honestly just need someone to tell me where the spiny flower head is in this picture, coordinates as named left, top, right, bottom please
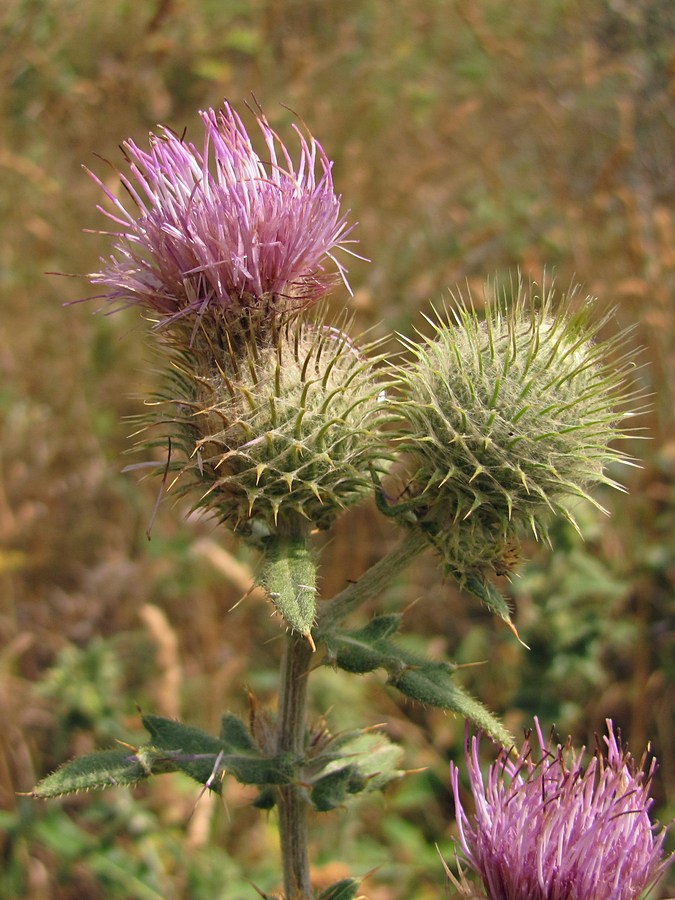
left=147, top=311, right=390, bottom=545
left=386, top=278, right=642, bottom=587
left=86, top=102, right=355, bottom=334
left=449, top=719, right=671, bottom=900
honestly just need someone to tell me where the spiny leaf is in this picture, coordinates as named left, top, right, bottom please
left=33, top=750, right=151, bottom=798
left=143, top=714, right=295, bottom=788
left=321, top=615, right=405, bottom=674
left=307, top=729, right=404, bottom=811
left=219, top=712, right=258, bottom=751
left=465, top=573, right=512, bottom=624
left=321, top=618, right=512, bottom=747
left=142, top=715, right=226, bottom=787
left=390, top=665, right=513, bottom=746
left=311, top=766, right=366, bottom=812
left=260, top=537, right=317, bottom=640
left=221, top=754, right=296, bottom=786
left=36, top=714, right=298, bottom=798
left=252, top=787, right=276, bottom=810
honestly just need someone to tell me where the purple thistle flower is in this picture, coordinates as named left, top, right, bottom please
left=85, top=103, right=356, bottom=326
left=449, top=719, right=671, bottom=900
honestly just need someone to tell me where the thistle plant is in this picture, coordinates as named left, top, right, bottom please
left=448, top=720, right=672, bottom=900
left=35, top=102, right=670, bottom=899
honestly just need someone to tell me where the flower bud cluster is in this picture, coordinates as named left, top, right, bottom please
left=85, top=106, right=641, bottom=611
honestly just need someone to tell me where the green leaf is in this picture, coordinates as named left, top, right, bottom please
left=465, top=574, right=529, bottom=646
left=321, top=615, right=404, bottom=674
left=33, top=750, right=150, bottom=798
left=307, top=729, right=404, bottom=810
left=465, top=573, right=512, bottom=624
left=143, top=715, right=224, bottom=753
left=36, top=713, right=298, bottom=799
left=223, top=753, right=296, bottom=786
left=390, top=665, right=513, bottom=746
left=353, top=614, right=401, bottom=641
left=260, top=538, right=317, bottom=640
left=327, top=731, right=404, bottom=793
left=219, top=712, right=258, bottom=751
left=252, top=787, right=276, bottom=810
left=321, top=618, right=512, bottom=746
left=143, top=714, right=295, bottom=788
left=142, top=715, right=228, bottom=786
left=311, top=766, right=365, bottom=812
left=317, top=878, right=362, bottom=899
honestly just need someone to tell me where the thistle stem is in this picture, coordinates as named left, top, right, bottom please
left=271, top=530, right=427, bottom=897
left=277, top=631, right=314, bottom=899
left=318, top=530, right=428, bottom=630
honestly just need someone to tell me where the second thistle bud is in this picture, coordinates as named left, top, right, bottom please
left=385, top=278, right=640, bottom=597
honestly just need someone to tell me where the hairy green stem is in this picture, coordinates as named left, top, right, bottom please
left=269, top=530, right=426, bottom=897
left=318, top=530, right=428, bottom=630
left=277, top=632, right=314, bottom=899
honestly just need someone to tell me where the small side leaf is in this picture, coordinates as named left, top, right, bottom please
left=260, top=538, right=317, bottom=640
left=33, top=750, right=149, bottom=798
left=36, top=713, right=297, bottom=799
left=321, top=615, right=403, bottom=674
left=465, top=574, right=528, bottom=645
left=224, top=753, right=296, bottom=786
left=327, top=731, right=405, bottom=794
left=143, top=715, right=223, bottom=753
left=307, top=730, right=404, bottom=810
left=311, top=766, right=365, bottom=812
left=220, top=712, right=258, bottom=751
left=143, top=715, right=227, bottom=786
left=252, top=787, right=276, bottom=810
left=464, top=572, right=511, bottom=621
left=143, top=714, right=295, bottom=788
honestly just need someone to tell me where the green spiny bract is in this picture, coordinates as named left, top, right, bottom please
left=146, top=312, right=390, bottom=545
left=385, top=278, right=642, bottom=586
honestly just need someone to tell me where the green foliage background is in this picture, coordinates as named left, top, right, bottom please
left=1, top=0, right=673, bottom=896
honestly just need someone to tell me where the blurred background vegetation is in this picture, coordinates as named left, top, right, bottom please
left=1, top=0, right=673, bottom=897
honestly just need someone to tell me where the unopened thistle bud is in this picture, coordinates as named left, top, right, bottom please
left=385, top=278, right=641, bottom=594
left=146, top=314, right=388, bottom=637
left=151, top=314, right=388, bottom=543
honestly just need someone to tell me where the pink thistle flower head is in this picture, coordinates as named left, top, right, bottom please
left=449, top=719, right=672, bottom=900
left=86, top=102, right=356, bottom=329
